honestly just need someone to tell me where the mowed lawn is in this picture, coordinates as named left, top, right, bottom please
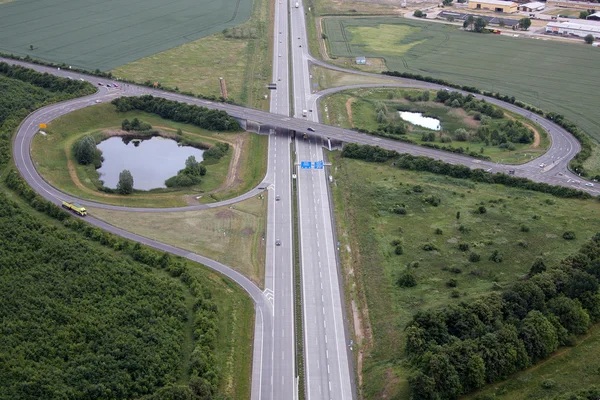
left=322, top=18, right=600, bottom=154
left=0, top=0, right=253, bottom=71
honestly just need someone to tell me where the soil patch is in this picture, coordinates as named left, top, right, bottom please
left=346, top=97, right=356, bottom=127
left=241, top=227, right=255, bottom=235
left=216, top=209, right=236, bottom=219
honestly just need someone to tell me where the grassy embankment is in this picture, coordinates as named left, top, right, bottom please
left=318, top=17, right=600, bottom=174
left=330, top=152, right=600, bottom=399
left=32, top=103, right=267, bottom=208
left=89, top=194, right=267, bottom=288
left=321, top=87, right=549, bottom=164
left=112, top=0, right=273, bottom=109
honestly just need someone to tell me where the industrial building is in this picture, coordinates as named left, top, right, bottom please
left=468, top=0, right=518, bottom=13
left=355, top=56, right=366, bottom=65
left=545, top=20, right=600, bottom=39
left=518, top=1, right=545, bottom=12
left=438, top=10, right=519, bottom=26
left=588, top=12, right=600, bottom=21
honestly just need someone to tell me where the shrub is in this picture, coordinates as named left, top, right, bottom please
left=446, top=278, right=458, bottom=287
left=458, top=225, right=470, bottom=233
left=422, top=243, right=438, bottom=251
left=449, top=266, right=462, bottom=274
left=395, top=245, right=404, bottom=255
left=518, top=240, right=528, bottom=248
left=520, top=225, right=530, bottom=232
left=489, top=250, right=503, bottom=263
left=397, top=270, right=417, bottom=287
left=458, top=243, right=469, bottom=252
left=422, top=195, right=441, bottom=206
left=469, top=252, right=481, bottom=262
left=563, top=231, right=576, bottom=240
left=451, top=289, right=460, bottom=298
left=476, top=205, right=487, bottom=214
left=413, top=185, right=424, bottom=193
left=413, top=9, right=424, bottom=17
left=435, top=228, right=443, bottom=235
left=390, top=239, right=402, bottom=246
left=541, top=379, right=556, bottom=389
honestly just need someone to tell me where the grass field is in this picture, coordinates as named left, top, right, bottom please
left=113, top=0, right=272, bottom=108
left=0, top=0, right=252, bottom=71
left=542, top=8, right=583, bottom=17
left=330, top=152, right=600, bottom=399
left=89, top=194, right=267, bottom=287
left=321, top=87, right=549, bottom=163
left=321, top=17, right=600, bottom=169
left=32, top=103, right=267, bottom=208
left=310, top=65, right=397, bottom=90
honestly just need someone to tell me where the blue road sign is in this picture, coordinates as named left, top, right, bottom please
left=314, top=161, right=324, bottom=169
left=301, top=161, right=311, bottom=169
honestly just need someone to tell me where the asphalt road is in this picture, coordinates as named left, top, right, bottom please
left=289, top=2, right=356, bottom=399
left=3, top=30, right=597, bottom=400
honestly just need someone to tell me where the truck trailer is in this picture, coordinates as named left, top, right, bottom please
left=295, top=2, right=299, bottom=7
left=62, top=201, right=87, bottom=216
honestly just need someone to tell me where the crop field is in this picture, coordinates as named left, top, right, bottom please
left=0, top=0, right=253, bottom=71
left=330, top=152, right=600, bottom=399
left=322, top=17, right=600, bottom=153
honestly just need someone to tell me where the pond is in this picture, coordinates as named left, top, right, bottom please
left=398, top=111, right=441, bottom=131
left=96, top=136, right=204, bottom=190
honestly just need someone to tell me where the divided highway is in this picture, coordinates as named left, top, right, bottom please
left=3, top=27, right=597, bottom=400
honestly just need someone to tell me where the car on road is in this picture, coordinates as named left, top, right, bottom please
left=105, top=83, right=111, bottom=87
left=307, top=127, right=315, bottom=132
left=97, top=82, right=103, bottom=86
left=585, top=183, right=594, bottom=187
left=275, top=239, right=281, bottom=246
left=113, top=83, right=118, bottom=87
left=539, top=163, right=545, bottom=168
left=276, top=195, right=281, bottom=201
left=95, top=99, right=102, bottom=103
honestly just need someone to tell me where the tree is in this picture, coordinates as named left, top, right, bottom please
left=518, top=17, right=531, bottom=30
left=184, top=156, right=206, bottom=176
left=117, top=169, right=134, bottom=194
left=413, top=9, right=424, bottom=17
left=585, top=34, right=595, bottom=44
left=29, top=44, right=34, bottom=51
left=580, top=10, right=589, bottom=19
left=474, top=17, right=487, bottom=33
left=547, top=296, right=590, bottom=335
left=464, top=15, right=475, bottom=31
left=443, top=0, right=453, bottom=5
left=529, top=257, right=546, bottom=277
left=518, top=310, right=559, bottom=362
left=73, top=135, right=97, bottom=165
left=397, top=269, right=417, bottom=287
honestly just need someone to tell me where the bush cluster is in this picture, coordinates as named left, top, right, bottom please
left=406, top=234, right=600, bottom=399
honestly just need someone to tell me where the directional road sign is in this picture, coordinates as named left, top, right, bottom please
left=314, top=160, right=324, bottom=169
left=300, top=161, right=311, bottom=169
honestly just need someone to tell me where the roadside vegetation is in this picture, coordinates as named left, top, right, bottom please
left=330, top=146, right=600, bottom=399
left=0, top=66, right=254, bottom=399
left=321, top=87, right=549, bottom=163
left=318, top=17, right=600, bottom=175
left=112, top=0, right=272, bottom=109
left=32, top=101, right=266, bottom=208
left=88, top=194, right=268, bottom=287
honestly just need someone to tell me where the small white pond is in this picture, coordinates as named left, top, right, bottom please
left=398, top=111, right=441, bottom=131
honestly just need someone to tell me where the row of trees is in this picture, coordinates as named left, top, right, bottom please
left=340, top=143, right=591, bottom=199
left=406, top=233, right=600, bottom=399
left=112, top=96, right=240, bottom=132
left=4, top=170, right=223, bottom=399
left=0, top=62, right=95, bottom=95
left=381, top=70, right=593, bottom=177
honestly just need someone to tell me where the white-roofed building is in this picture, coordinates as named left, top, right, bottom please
left=518, top=1, right=545, bottom=11
left=588, top=12, right=600, bottom=21
left=468, top=0, right=518, bottom=13
left=545, top=20, right=600, bottom=39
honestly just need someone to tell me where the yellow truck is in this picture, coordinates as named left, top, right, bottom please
left=61, top=201, right=87, bottom=216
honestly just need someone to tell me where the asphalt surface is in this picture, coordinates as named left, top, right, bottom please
left=289, top=2, right=356, bottom=399
left=3, top=24, right=598, bottom=400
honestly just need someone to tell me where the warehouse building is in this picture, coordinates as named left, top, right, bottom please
left=468, top=0, right=518, bottom=13
left=518, top=1, right=545, bottom=12
left=545, top=20, right=600, bottom=39
left=588, top=12, right=600, bottom=21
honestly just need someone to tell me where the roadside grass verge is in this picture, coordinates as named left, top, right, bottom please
left=309, top=65, right=397, bottom=92
left=88, top=194, right=268, bottom=287
left=321, top=87, right=548, bottom=163
left=330, top=152, right=600, bottom=399
left=320, top=17, right=600, bottom=174
left=112, top=0, right=272, bottom=109
left=32, top=103, right=265, bottom=208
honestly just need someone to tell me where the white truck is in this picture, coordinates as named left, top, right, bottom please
left=302, top=109, right=307, bottom=117
left=295, top=2, right=299, bottom=7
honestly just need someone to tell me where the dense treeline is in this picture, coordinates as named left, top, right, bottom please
left=341, top=144, right=591, bottom=199
left=0, top=67, right=94, bottom=170
left=112, top=95, right=240, bottom=132
left=0, top=191, right=187, bottom=399
left=405, top=233, right=600, bottom=399
left=383, top=70, right=593, bottom=177
left=4, top=170, right=223, bottom=399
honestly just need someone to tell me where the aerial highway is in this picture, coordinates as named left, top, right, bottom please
left=3, top=26, right=597, bottom=400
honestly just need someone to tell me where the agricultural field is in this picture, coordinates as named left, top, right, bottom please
left=0, top=0, right=253, bottom=71
left=321, top=87, right=549, bottom=163
left=31, top=102, right=267, bottom=208
left=330, top=152, right=600, bottom=399
left=321, top=17, right=600, bottom=169
left=113, top=0, right=272, bottom=108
